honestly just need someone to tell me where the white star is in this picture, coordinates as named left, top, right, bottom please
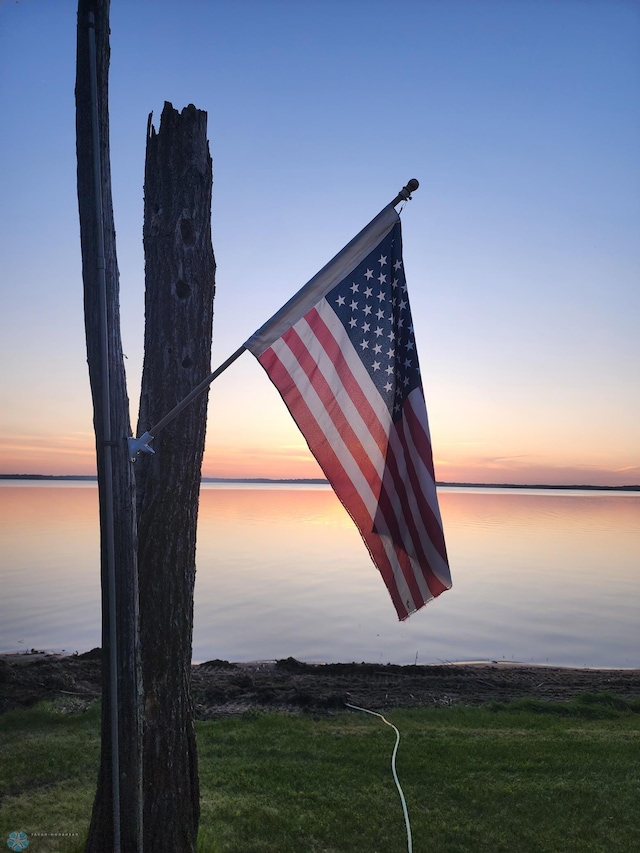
left=378, top=273, right=387, bottom=284
left=377, top=291, right=386, bottom=302
left=336, top=295, right=345, bottom=307
left=406, top=340, right=415, bottom=351
left=384, top=381, right=393, bottom=392
left=350, top=282, right=359, bottom=293
left=362, top=321, right=371, bottom=332
left=350, top=300, right=358, bottom=311
left=372, top=361, right=381, bottom=371
left=391, top=278, right=399, bottom=289
left=404, top=357, right=412, bottom=368
left=364, top=286, right=373, bottom=298
left=385, top=364, right=394, bottom=375
left=378, top=254, right=387, bottom=266
left=394, top=259, right=402, bottom=271
left=364, top=268, right=374, bottom=280
left=386, top=347, right=394, bottom=358
left=399, top=298, right=407, bottom=311
left=363, top=304, right=372, bottom=316
left=376, top=308, right=385, bottom=320
left=374, top=326, right=383, bottom=337
left=349, top=317, right=358, bottom=328
left=403, top=376, right=410, bottom=387
left=387, top=330, right=396, bottom=342
left=373, top=343, right=382, bottom=354
left=360, top=339, right=369, bottom=350
left=398, top=317, right=404, bottom=328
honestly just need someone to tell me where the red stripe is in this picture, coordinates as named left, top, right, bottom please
left=403, top=394, right=435, bottom=480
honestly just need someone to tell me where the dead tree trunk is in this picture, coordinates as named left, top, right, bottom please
left=135, top=102, right=216, bottom=852
left=75, top=1, right=143, bottom=850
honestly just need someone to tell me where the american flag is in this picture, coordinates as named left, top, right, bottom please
left=245, top=205, right=451, bottom=619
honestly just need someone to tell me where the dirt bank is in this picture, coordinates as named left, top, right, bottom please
left=1, top=650, right=639, bottom=717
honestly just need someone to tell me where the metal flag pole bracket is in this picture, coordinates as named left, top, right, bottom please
left=128, top=431, right=155, bottom=460
left=127, top=178, right=420, bottom=462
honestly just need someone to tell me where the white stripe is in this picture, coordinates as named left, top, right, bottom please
left=404, top=390, right=446, bottom=530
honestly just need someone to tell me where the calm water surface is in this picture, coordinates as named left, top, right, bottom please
left=1, top=481, right=638, bottom=667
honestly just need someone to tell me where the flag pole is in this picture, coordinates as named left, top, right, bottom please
left=87, top=10, right=121, bottom=850
left=128, top=179, right=420, bottom=461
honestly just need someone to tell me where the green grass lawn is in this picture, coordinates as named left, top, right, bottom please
left=1, top=695, right=639, bottom=852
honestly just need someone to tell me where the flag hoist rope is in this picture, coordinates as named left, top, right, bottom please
left=128, top=179, right=420, bottom=461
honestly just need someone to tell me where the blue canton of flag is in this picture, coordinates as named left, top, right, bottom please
left=329, top=223, right=420, bottom=421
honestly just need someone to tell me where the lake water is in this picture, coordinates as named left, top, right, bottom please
left=0, top=481, right=638, bottom=668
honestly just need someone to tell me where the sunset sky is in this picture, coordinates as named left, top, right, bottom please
left=1, top=0, right=638, bottom=486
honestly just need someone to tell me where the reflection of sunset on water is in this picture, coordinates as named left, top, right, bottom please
left=0, top=484, right=99, bottom=571
left=1, top=482, right=638, bottom=667
left=198, top=484, right=348, bottom=527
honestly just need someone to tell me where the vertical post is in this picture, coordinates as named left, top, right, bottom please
left=135, top=102, right=215, bottom=852
left=76, top=2, right=143, bottom=849
left=87, top=11, right=120, bottom=851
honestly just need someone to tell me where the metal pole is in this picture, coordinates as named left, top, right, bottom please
left=88, top=11, right=121, bottom=852
left=128, top=179, right=420, bottom=460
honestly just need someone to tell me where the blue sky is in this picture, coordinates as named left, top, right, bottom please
left=1, top=0, right=639, bottom=483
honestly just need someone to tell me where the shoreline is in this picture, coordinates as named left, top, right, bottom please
left=2, top=650, right=638, bottom=672
left=3, top=651, right=639, bottom=716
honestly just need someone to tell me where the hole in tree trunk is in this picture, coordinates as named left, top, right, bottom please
left=180, top=218, right=195, bottom=245
left=175, top=279, right=191, bottom=299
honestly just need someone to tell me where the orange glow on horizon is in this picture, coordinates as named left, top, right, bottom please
left=0, top=433, right=638, bottom=488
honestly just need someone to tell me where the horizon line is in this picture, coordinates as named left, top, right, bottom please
left=0, top=473, right=638, bottom=492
